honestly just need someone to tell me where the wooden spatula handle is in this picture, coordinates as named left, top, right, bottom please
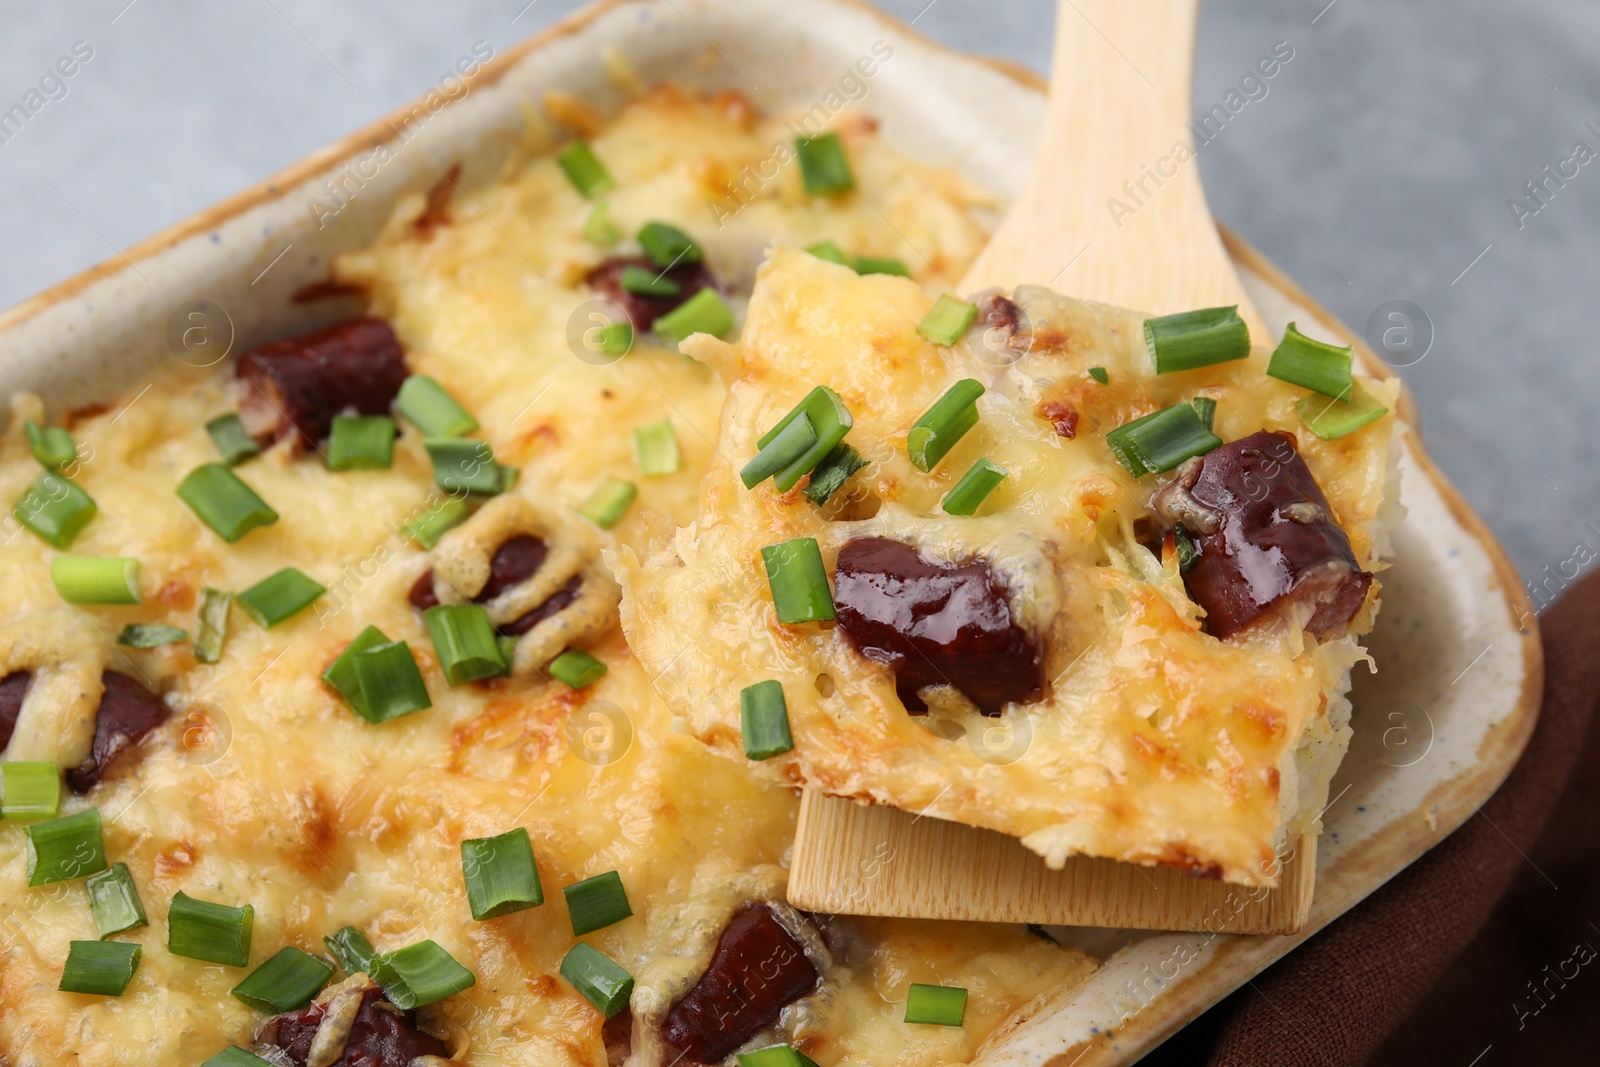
left=960, top=0, right=1267, bottom=339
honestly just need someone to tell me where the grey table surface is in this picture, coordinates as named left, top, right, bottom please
left=1, top=0, right=1593, bottom=607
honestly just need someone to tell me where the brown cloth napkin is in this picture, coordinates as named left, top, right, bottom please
left=1148, top=569, right=1600, bottom=1066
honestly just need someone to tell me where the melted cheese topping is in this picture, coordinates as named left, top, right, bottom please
left=0, top=87, right=1092, bottom=1065
left=619, top=247, right=1399, bottom=884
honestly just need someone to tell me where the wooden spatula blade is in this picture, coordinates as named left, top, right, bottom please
left=787, top=0, right=1320, bottom=934
left=789, top=793, right=1315, bottom=935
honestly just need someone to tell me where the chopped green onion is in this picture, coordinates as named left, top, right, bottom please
left=13, top=470, right=97, bottom=548
left=755, top=391, right=844, bottom=454
left=564, top=870, right=632, bottom=935
left=322, top=625, right=390, bottom=716
left=1267, top=322, right=1354, bottom=398
left=426, top=437, right=503, bottom=496
left=51, top=556, right=140, bottom=605
left=638, top=221, right=702, bottom=268
left=231, top=946, right=333, bottom=1013
left=737, top=1046, right=820, bottom=1067
left=461, top=827, right=544, bottom=920
left=177, top=464, right=278, bottom=542
left=904, top=982, right=967, bottom=1026
left=582, top=202, right=622, bottom=247
left=1088, top=366, right=1109, bottom=385
left=236, top=568, right=324, bottom=628
left=498, top=464, right=520, bottom=494
left=1144, top=306, right=1251, bottom=374
left=803, top=443, right=867, bottom=505
left=2, top=761, right=60, bottom=820
left=25, top=420, right=77, bottom=469
left=396, top=375, right=479, bottom=437
left=654, top=288, right=735, bottom=344
left=579, top=478, right=636, bottom=530
left=908, top=378, right=985, bottom=472
left=619, top=265, right=680, bottom=298
left=741, top=413, right=817, bottom=490
left=1105, top=404, right=1223, bottom=479
left=86, top=862, right=147, bottom=938
left=740, top=680, right=793, bottom=760
left=373, top=940, right=476, bottom=1009
left=755, top=385, right=854, bottom=492
left=401, top=498, right=471, bottom=549
left=941, top=458, right=1007, bottom=516
left=117, top=623, right=186, bottom=648
left=25, top=807, right=106, bottom=885
left=59, top=940, right=140, bottom=996
left=795, top=132, right=854, bottom=196
left=1107, top=404, right=1216, bottom=479
left=761, top=537, right=835, bottom=623
left=633, top=418, right=682, bottom=476
left=560, top=942, right=634, bottom=1018
left=327, top=415, right=396, bottom=471
left=205, top=414, right=261, bottom=465
left=855, top=256, right=910, bottom=277
left=1296, top=383, right=1389, bottom=440
left=324, top=926, right=378, bottom=977
left=806, top=240, right=851, bottom=266
left=497, top=633, right=518, bottom=672
left=917, top=295, right=979, bottom=347
left=548, top=649, right=607, bottom=689
left=591, top=322, right=633, bottom=356
left=195, top=587, right=232, bottom=664
left=424, top=604, right=508, bottom=685
left=168, top=891, right=253, bottom=966
left=1191, top=396, right=1217, bottom=431
left=201, top=1048, right=273, bottom=1067
left=350, top=640, right=432, bottom=723
left=557, top=139, right=614, bottom=198
left=1173, top=524, right=1200, bottom=572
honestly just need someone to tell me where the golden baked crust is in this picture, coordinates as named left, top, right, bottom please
left=619, top=247, right=1399, bottom=885
left=0, top=88, right=1089, bottom=1065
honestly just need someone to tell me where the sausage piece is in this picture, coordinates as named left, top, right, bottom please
left=0, top=671, right=31, bottom=752
left=833, top=537, right=1041, bottom=716
left=267, top=986, right=448, bottom=1066
left=976, top=293, right=1022, bottom=333
left=971, top=292, right=1033, bottom=364
left=585, top=255, right=717, bottom=331
left=662, top=903, right=818, bottom=1063
left=478, top=534, right=548, bottom=601
left=66, top=671, right=171, bottom=793
left=408, top=535, right=584, bottom=635
left=1159, top=430, right=1373, bottom=640
left=238, top=318, right=409, bottom=448
left=408, top=570, right=442, bottom=612
left=497, top=574, right=583, bottom=637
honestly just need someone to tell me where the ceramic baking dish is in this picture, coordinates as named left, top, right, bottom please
left=0, top=1, right=1540, bottom=1062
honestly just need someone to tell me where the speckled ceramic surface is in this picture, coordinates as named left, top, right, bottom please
left=0, top=2, right=1540, bottom=1063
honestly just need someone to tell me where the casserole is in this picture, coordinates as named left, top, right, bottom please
left=0, top=1, right=1539, bottom=1063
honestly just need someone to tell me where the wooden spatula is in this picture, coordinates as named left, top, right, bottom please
left=785, top=0, right=1314, bottom=935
